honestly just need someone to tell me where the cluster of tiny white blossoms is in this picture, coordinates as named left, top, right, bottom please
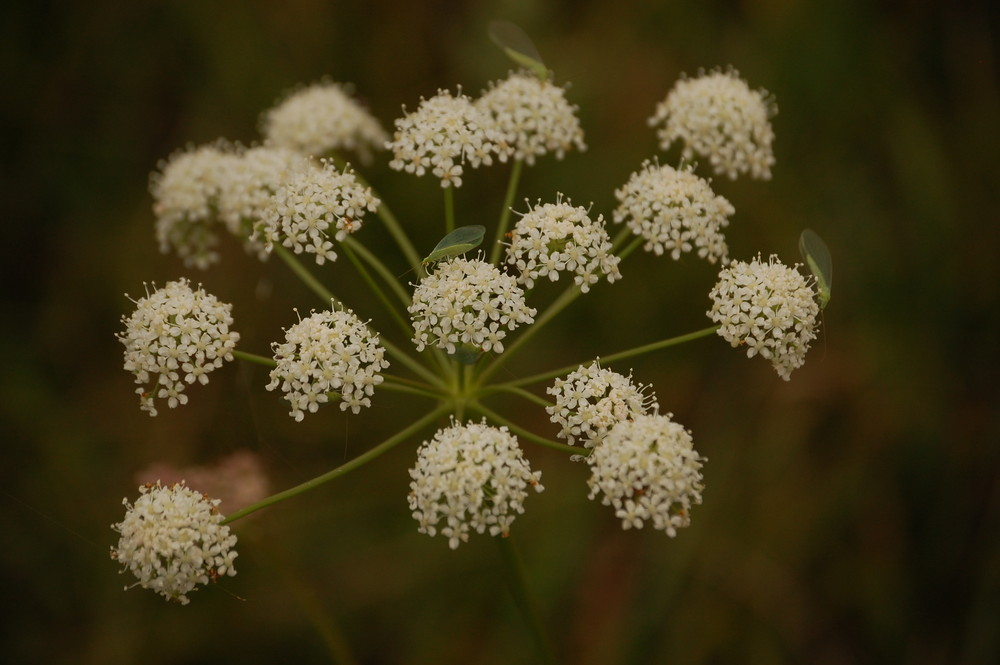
left=150, top=142, right=240, bottom=269
left=215, top=145, right=311, bottom=253
left=267, top=306, right=389, bottom=420
left=586, top=414, right=705, bottom=537
left=546, top=362, right=658, bottom=448
left=476, top=71, right=586, bottom=164
left=408, top=420, right=544, bottom=549
left=707, top=255, right=820, bottom=380
left=614, top=160, right=734, bottom=263
left=256, top=160, right=379, bottom=265
left=649, top=68, right=776, bottom=180
left=261, top=80, right=389, bottom=164
left=387, top=88, right=508, bottom=187
left=117, top=278, right=239, bottom=416
left=506, top=197, right=621, bottom=292
left=408, top=257, right=536, bottom=354
left=110, top=481, right=238, bottom=605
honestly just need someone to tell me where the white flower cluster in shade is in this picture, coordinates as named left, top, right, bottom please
left=408, top=257, right=536, bottom=354
left=648, top=68, right=776, bottom=180
left=110, top=481, right=238, bottom=605
left=587, top=414, right=705, bottom=537
left=117, top=278, right=239, bottom=416
left=408, top=420, right=544, bottom=549
left=506, top=196, right=621, bottom=293
left=707, top=255, right=820, bottom=380
left=267, top=305, right=389, bottom=421
left=614, top=160, right=734, bottom=264
left=387, top=88, right=508, bottom=188
left=256, top=160, right=379, bottom=265
left=260, top=80, right=389, bottom=164
left=476, top=71, right=586, bottom=165
left=546, top=362, right=658, bottom=448
left=150, top=143, right=312, bottom=268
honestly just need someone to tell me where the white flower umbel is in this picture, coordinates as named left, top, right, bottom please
left=267, top=305, right=389, bottom=420
left=216, top=145, right=312, bottom=258
left=261, top=80, right=389, bottom=164
left=117, top=278, right=239, bottom=416
left=506, top=196, right=621, bottom=292
left=110, top=481, right=238, bottom=605
left=256, top=160, right=379, bottom=265
left=707, top=255, right=820, bottom=380
left=614, top=160, right=734, bottom=263
left=387, top=88, right=508, bottom=188
left=409, top=257, right=535, bottom=354
left=649, top=68, right=776, bottom=180
left=587, top=413, right=705, bottom=537
left=408, top=420, right=544, bottom=549
left=150, top=142, right=240, bottom=269
left=476, top=71, right=586, bottom=165
left=546, top=362, right=658, bottom=448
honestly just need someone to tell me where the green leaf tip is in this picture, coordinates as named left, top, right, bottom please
left=488, top=20, right=549, bottom=80
left=422, top=225, right=487, bottom=265
left=799, top=229, right=832, bottom=309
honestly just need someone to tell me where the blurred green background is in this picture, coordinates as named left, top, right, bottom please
left=3, top=0, right=998, bottom=663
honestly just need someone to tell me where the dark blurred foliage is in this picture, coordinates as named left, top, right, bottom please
left=2, top=0, right=998, bottom=663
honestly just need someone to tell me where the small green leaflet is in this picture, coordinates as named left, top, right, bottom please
left=488, top=20, right=549, bottom=80
left=422, top=225, right=486, bottom=266
left=799, top=229, right=832, bottom=309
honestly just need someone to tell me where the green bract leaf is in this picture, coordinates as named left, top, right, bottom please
left=422, top=225, right=486, bottom=265
left=450, top=344, right=484, bottom=365
left=799, top=229, right=832, bottom=309
left=488, top=20, right=548, bottom=80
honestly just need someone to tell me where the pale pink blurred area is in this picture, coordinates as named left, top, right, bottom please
left=135, top=450, right=270, bottom=513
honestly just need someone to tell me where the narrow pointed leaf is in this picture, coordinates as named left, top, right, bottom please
left=799, top=229, right=833, bottom=309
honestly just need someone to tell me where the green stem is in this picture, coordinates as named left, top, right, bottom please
left=340, top=239, right=413, bottom=338
left=497, top=536, right=557, bottom=665
left=476, top=284, right=582, bottom=386
left=232, top=349, right=277, bottom=368
left=223, top=403, right=450, bottom=524
left=484, top=384, right=551, bottom=408
left=275, top=245, right=338, bottom=305
left=494, top=325, right=721, bottom=390
left=380, top=379, right=445, bottom=400
left=342, top=236, right=413, bottom=309
left=610, top=224, right=636, bottom=254
left=327, top=157, right=423, bottom=273
left=489, top=158, right=524, bottom=265
left=617, top=235, right=645, bottom=262
left=444, top=186, right=455, bottom=233
left=472, top=402, right=579, bottom=455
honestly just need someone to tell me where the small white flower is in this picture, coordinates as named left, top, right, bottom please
left=546, top=361, right=657, bottom=448
left=261, top=80, right=388, bottom=164
left=613, top=160, right=733, bottom=263
left=408, top=420, right=544, bottom=549
left=387, top=88, right=508, bottom=188
left=256, top=160, right=379, bottom=265
left=587, top=414, right=705, bottom=537
left=117, top=278, right=239, bottom=416
left=649, top=68, right=776, bottom=180
left=707, top=255, right=820, bottom=380
left=110, top=481, right=238, bottom=605
left=409, top=257, right=535, bottom=355
left=267, top=305, right=389, bottom=420
left=506, top=196, right=621, bottom=292
left=149, top=142, right=241, bottom=269
left=476, top=71, right=586, bottom=165
left=215, top=145, right=313, bottom=258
